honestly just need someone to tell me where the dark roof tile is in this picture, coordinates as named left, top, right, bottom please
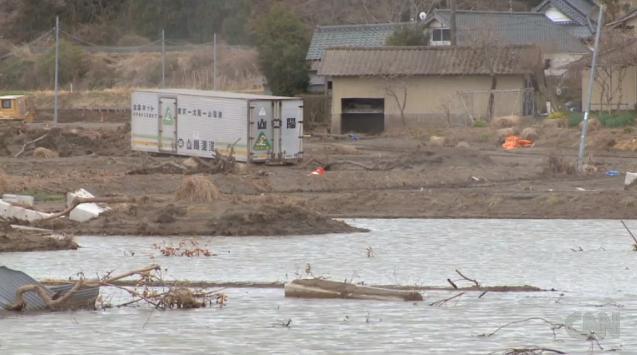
left=318, top=45, right=543, bottom=77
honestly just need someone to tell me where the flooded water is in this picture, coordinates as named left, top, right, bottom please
left=1, top=219, right=636, bottom=354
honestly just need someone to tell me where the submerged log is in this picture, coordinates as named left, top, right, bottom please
left=285, top=278, right=423, bottom=301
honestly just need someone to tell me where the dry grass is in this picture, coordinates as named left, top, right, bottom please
left=33, top=147, right=59, bottom=159
left=175, top=175, right=220, bottom=203
left=545, top=155, right=575, bottom=175
left=614, top=138, right=637, bottom=152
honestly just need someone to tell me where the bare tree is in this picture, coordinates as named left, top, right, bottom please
left=382, top=75, right=409, bottom=127
left=591, top=30, right=637, bottom=113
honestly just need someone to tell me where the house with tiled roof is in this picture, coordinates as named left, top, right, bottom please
left=533, top=0, right=597, bottom=38
left=421, top=10, right=589, bottom=76
left=319, top=45, right=544, bottom=134
left=306, top=22, right=413, bottom=93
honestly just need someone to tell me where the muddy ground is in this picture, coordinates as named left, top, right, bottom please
left=0, top=223, right=78, bottom=252
left=2, top=115, right=637, bottom=247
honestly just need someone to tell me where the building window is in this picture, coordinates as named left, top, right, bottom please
left=1, top=100, right=11, bottom=109
left=431, top=28, right=451, bottom=45
left=327, top=81, right=333, bottom=90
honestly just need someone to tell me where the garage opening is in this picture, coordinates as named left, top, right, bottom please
left=341, top=98, right=384, bottom=134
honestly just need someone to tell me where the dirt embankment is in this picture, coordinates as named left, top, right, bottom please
left=54, top=197, right=364, bottom=237
left=0, top=224, right=78, bottom=253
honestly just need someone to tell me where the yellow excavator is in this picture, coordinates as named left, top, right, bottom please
left=0, top=95, right=36, bottom=122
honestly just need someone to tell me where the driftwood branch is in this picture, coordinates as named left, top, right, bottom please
left=429, top=292, right=465, bottom=306
left=305, top=159, right=394, bottom=172
left=456, top=269, right=480, bottom=287
left=503, top=347, right=566, bottom=354
left=8, top=264, right=160, bottom=311
left=479, top=317, right=586, bottom=339
left=38, top=197, right=134, bottom=222
left=15, top=133, right=49, bottom=158
left=620, top=220, right=637, bottom=246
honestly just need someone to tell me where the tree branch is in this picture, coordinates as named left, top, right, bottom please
left=456, top=269, right=480, bottom=287
left=38, top=197, right=134, bottom=222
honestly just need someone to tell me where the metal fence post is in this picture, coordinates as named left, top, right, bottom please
left=577, top=5, right=605, bottom=172
left=54, top=16, right=59, bottom=125
left=161, top=29, right=165, bottom=88
left=213, top=32, right=217, bottom=90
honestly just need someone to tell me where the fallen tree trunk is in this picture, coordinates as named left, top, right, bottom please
left=284, top=278, right=423, bottom=301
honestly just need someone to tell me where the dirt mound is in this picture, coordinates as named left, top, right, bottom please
left=175, top=176, right=220, bottom=202
left=521, top=127, right=538, bottom=141
left=207, top=203, right=364, bottom=236
left=491, top=115, right=521, bottom=129
left=0, top=124, right=131, bottom=157
left=0, top=224, right=78, bottom=252
left=67, top=198, right=364, bottom=237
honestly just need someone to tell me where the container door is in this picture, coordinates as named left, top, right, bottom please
left=271, top=101, right=283, bottom=160
left=158, top=97, right=177, bottom=153
left=281, top=100, right=303, bottom=161
left=249, top=100, right=273, bottom=162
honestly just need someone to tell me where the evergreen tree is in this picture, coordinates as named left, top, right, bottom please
left=386, top=25, right=429, bottom=46
left=255, top=5, right=309, bottom=96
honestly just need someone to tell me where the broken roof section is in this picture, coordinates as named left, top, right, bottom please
left=427, top=10, right=589, bottom=52
left=318, top=45, right=543, bottom=77
left=0, top=266, right=99, bottom=312
left=306, top=22, right=412, bottom=62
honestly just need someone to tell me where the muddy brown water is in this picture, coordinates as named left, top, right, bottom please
left=1, top=219, right=636, bottom=353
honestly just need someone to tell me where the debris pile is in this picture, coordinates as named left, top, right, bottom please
left=0, top=125, right=131, bottom=158
left=128, top=155, right=237, bottom=175
left=153, top=239, right=216, bottom=257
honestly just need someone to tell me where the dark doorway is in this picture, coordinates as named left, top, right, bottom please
left=341, top=98, right=384, bottom=134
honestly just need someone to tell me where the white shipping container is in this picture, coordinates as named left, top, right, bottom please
left=131, top=89, right=303, bottom=163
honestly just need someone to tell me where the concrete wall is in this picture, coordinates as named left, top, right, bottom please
left=329, top=75, right=527, bottom=133
left=582, top=66, right=637, bottom=111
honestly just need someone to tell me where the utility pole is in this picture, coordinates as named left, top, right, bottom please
left=54, top=16, right=59, bottom=125
left=161, top=29, right=165, bottom=88
left=450, top=0, right=457, bottom=46
left=577, top=4, right=605, bottom=172
left=213, top=32, right=217, bottom=90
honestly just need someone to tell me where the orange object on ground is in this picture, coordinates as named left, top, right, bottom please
left=502, top=136, right=534, bottom=150
left=309, top=167, right=326, bottom=176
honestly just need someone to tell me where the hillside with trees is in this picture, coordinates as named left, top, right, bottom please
left=0, top=0, right=549, bottom=45
left=0, top=0, right=633, bottom=95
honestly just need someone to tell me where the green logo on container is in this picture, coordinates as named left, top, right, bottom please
left=253, top=132, right=271, bottom=151
left=163, top=107, right=175, bottom=126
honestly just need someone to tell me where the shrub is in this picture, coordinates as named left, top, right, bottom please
left=35, top=40, right=88, bottom=87
left=567, top=112, right=584, bottom=127
left=473, top=119, right=487, bottom=128
left=548, top=111, right=568, bottom=120
left=568, top=111, right=635, bottom=128
left=598, top=112, right=635, bottom=128
left=386, top=25, right=429, bottom=46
